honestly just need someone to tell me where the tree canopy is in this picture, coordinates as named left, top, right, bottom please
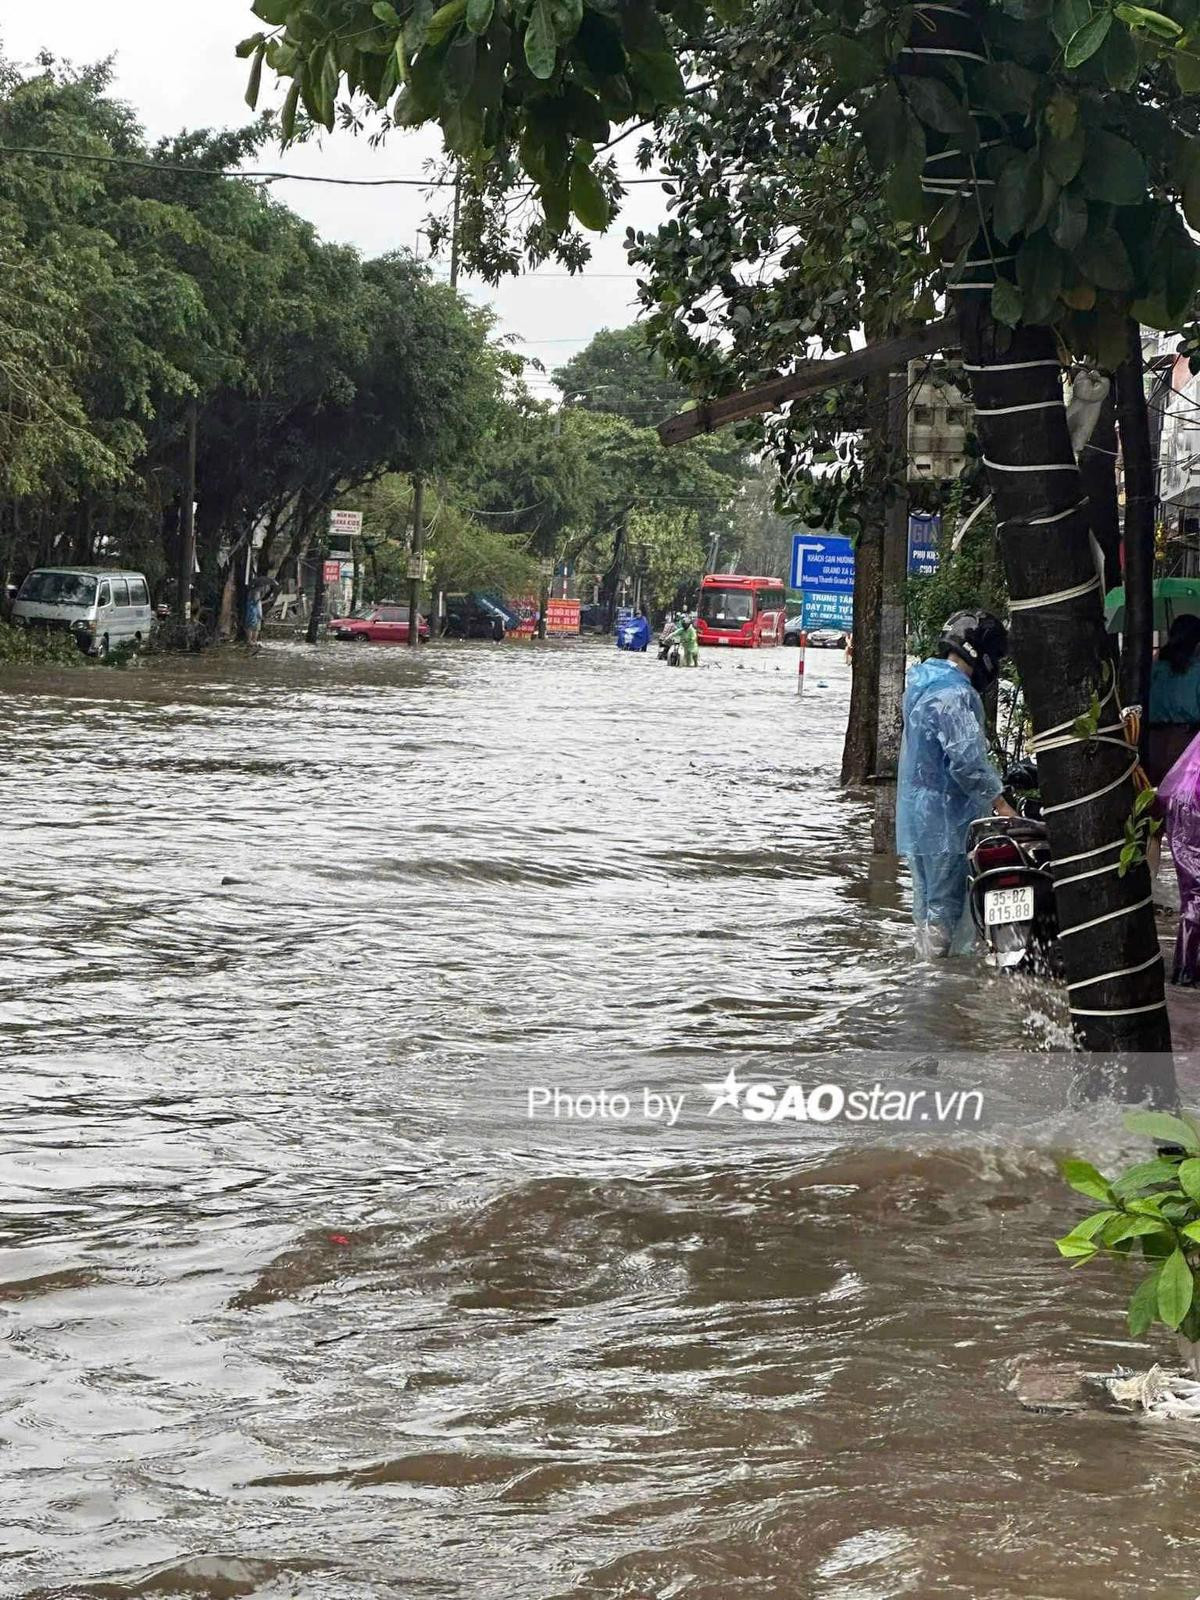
left=0, top=53, right=513, bottom=616
left=246, top=0, right=1200, bottom=367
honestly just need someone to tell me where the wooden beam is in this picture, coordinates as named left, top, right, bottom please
left=657, top=317, right=958, bottom=447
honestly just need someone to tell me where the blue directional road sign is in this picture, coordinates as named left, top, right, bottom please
left=907, top=513, right=941, bottom=577
left=802, top=590, right=854, bottom=630
left=790, top=534, right=855, bottom=593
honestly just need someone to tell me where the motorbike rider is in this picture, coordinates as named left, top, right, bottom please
left=681, top=612, right=699, bottom=668
left=897, top=610, right=1016, bottom=958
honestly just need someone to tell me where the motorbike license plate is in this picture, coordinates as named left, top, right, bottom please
left=984, top=886, right=1034, bottom=926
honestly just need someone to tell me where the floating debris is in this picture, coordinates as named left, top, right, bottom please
left=1104, top=1365, right=1200, bottom=1420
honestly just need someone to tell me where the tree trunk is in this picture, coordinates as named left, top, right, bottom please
left=218, top=562, right=237, bottom=640
left=955, top=308, right=1170, bottom=1062
left=1116, top=323, right=1156, bottom=745
left=600, top=521, right=626, bottom=633
left=910, top=0, right=1172, bottom=1074
left=872, top=366, right=910, bottom=851
left=841, top=371, right=886, bottom=785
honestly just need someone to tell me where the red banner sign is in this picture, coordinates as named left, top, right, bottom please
left=545, top=599, right=580, bottom=635
left=511, top=596, right=580, bottom=636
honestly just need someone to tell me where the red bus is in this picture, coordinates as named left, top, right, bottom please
left=695, top=573, right=788, bottom=648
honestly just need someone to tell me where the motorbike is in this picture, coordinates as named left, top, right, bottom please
left=657, top=620, right=683, bottom=666
left=965, top=759, right=1060, bottom=974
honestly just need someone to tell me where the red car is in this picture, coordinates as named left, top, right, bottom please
left=331, top=604, right=430, bottom=644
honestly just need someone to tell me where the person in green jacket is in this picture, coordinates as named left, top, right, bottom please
left=681, top=614, right=699, bottom=667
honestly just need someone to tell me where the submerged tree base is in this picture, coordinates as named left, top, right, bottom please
left=0, top=622, right=83, bottom=668
left=1010, top=1360, right=1200, bottom=1417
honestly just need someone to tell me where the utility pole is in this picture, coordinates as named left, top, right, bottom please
left=449, top=164, right=462, bottom=291
left=872, top=366, right=909, bottom=853
left=178, top=398, right=197, bottom=622
left=407, top=473, right=425, bottom=648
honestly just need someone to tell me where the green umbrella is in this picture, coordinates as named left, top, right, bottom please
left=1104, top=578, right=1200, bottom=634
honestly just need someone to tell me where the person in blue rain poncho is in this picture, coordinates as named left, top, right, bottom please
left=897, top=610, right=1016, bottom=958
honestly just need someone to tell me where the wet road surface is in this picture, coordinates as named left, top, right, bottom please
left=3, top=639, right=1200, bottom=1598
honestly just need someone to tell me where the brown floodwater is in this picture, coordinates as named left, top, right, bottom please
left=3, top=638, right=1200, bottom=1599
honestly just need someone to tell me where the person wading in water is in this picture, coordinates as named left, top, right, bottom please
left=897, top=610, right=1016, bottom=958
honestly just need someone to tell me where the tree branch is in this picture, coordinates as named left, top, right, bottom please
left=657, top=318, right=958, bottom=447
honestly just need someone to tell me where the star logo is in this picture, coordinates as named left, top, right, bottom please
left=704, top=1067, right=746, bottom=1115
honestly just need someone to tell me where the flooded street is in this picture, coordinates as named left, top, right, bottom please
left=4, top=639, right=1200, bottom=1598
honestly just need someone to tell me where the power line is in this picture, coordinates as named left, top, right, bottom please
left=0, top=143, right=683, bottom=187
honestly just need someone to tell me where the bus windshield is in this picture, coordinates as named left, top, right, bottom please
left=699, top=588, right=754, bottom=628
left=18, top=572, right=98, bottom=606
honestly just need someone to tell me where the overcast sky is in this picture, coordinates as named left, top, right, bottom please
left=2, top=0, right=670, bottom=395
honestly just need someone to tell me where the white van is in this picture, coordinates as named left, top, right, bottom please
left=12, top=568, right=154, bottom=657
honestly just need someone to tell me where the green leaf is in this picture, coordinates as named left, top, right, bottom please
left=1065, top=10, right=1114, bottom=65
left=1016, top=232, right=1065, bottom=321
left=577, top=11, right=626, bottom=75
left=973, top=61, right=1039, bottom=115
left=991, top=277, right=1024, bottom=327
left=318, top=42, right=339, bottom=129
left=1065, top=1209, right=1123, bottom=1241
left=280, top=78, right=301, bottom=143
left=539, top=173, right=570, bottom=232
left=823, top=34, right=881, bottom=89
left=406, top=0, right=435, bottom=50
left=1178, top=1157, right=1200, bottom=1200
left=1079, top=130, right=1148, bottom=205
left=1060, top=1157, right=1116, bottom=1202
left=1052, top=0, right=1093, bottom=47
left=1103, top=1213, right=1173, bottom=1244
left=884, top=160, right=926, bottom=223
left=861, top=83, right=907, bottom=174
left=245, top=42, right=266, bottom=109
left=1074, top=230, right=1135, bottom=291
left=1175, top=50, right=1200, bottom=92
left=236, top=33, right=266, bottom=59
left=252, top=0, right=292, bottom=21
left=1056, top=1234, right=1100, bottom=1259
left=1113, top=1156, right=1185, bottom=1197
left=1114, top=2, right=1183, bottom=36
left=1045, top=90, right=1079, bottom=140
left=1104, top=18, right=1141, bottom=87
left=928, top=194, right=962, bottom=242
left=569, top=157, right=610, bottom=230
left=994, top=151, right=1043, bottom=243
left=904, top=75, right=970, bottom=134
left=628, top=47, right=685, bottom=106
left=427, top=0, right=468, bottom=46
left=1158, top=1246, right=1195, bottom=1328
left=1180, top=1220, right=1200, bottom=1242
left=1125, top=1110, right=1200, bottom=1150
left=466, top=0, right=495, bottom=32
left=1129, top=1268, right=1162, bottom=1335
left=525, top=0, right=557, bottom=77
left=1044, top=126, right=1086, bottom=185
left=1050, top=189, right=1089, bottom=251
left=373, top=0, right=402, bottom=20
